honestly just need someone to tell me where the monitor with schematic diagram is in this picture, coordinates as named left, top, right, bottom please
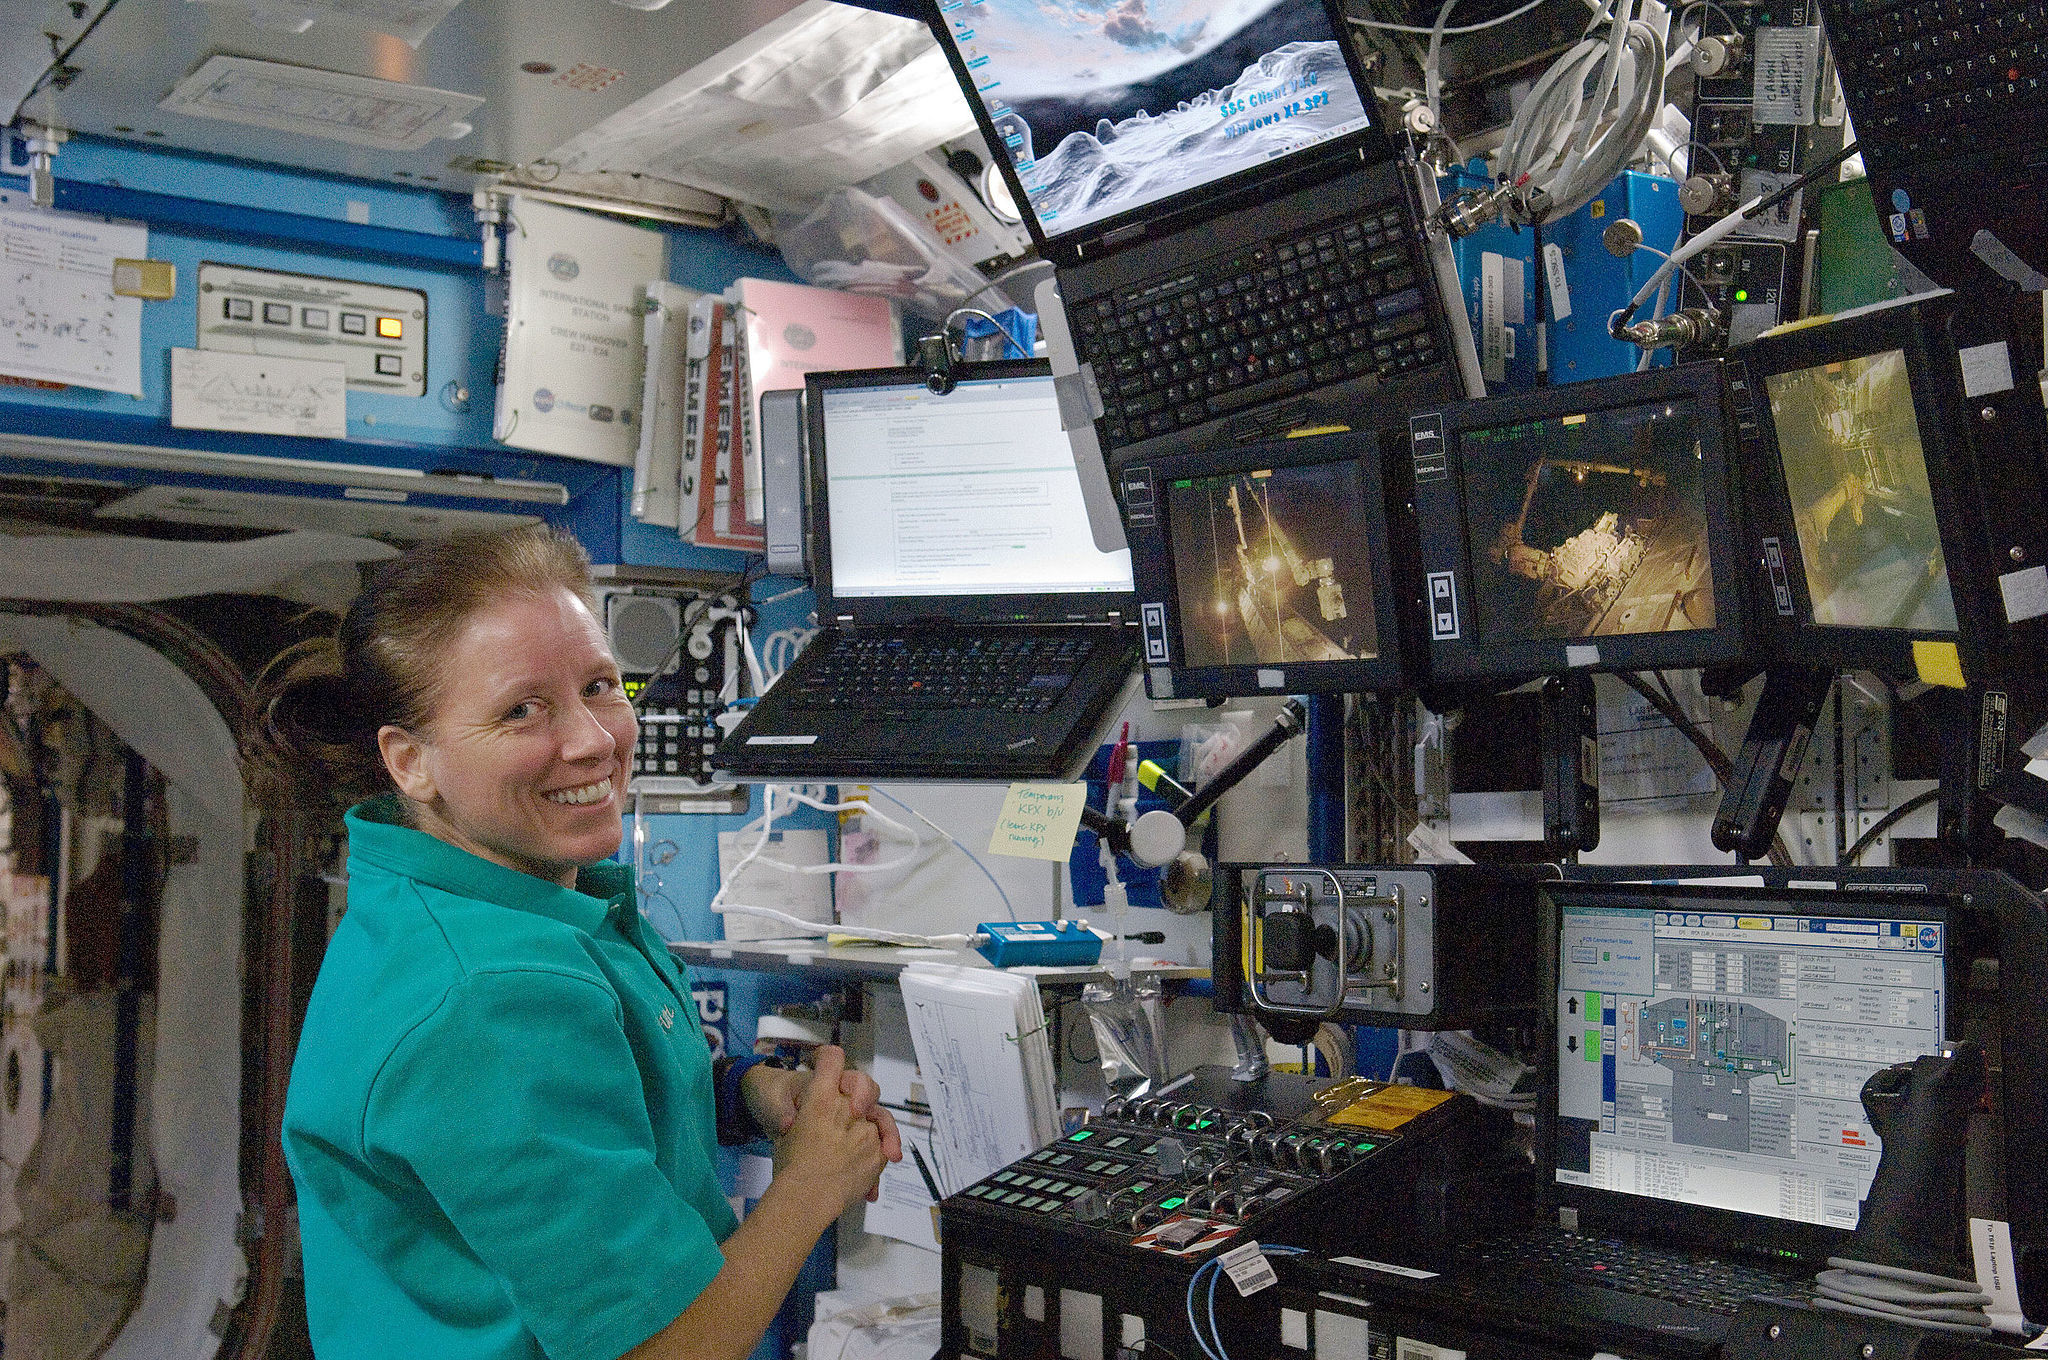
left=1118, top=429, right=1408, bottom=698
left=1548, top=883, right=1950, bottom=1235
left=1727, top=291, right=2021, bottom=681
left=1409, top=361, right=1750, bottom=683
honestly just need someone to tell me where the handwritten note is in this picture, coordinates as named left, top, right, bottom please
left=988, top=782, right=1086, bottom=861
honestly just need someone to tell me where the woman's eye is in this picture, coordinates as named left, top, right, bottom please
left=587, top=676, right=622, bottom=699
left=504, top=701, right=538, bottom=722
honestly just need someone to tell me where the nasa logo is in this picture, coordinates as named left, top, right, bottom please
left=533, top=388, right=555, bottom=413
left=784, top=323, right=817, bottom=352
left=547, top=253, right=580, bottom=280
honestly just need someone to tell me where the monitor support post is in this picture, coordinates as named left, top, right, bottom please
left=1712, top=666, right=1836, bottom=861
left=1540, top=672, right=1600, bottom=858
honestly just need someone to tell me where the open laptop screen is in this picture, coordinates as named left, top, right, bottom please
left=932, top=0, right=1375, bottom=243
left=1553, top=892, right=1946, bottom=1232
left=818, top=370, right=1134, bottom=600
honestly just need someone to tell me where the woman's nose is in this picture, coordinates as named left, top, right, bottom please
left=560, top=700, right=622, bottom=761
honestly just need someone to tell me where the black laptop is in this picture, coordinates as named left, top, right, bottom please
left=922, top=0, right=1468, bottom=467
left=1300, top=879, right=1957, bottom=1357
left=713, top=360, right=1138, bottom=782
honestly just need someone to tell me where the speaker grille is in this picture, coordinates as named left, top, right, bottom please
left=606, top=594, right=682, bottom=674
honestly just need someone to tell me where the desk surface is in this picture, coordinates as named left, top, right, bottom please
left=668, top=936, right=1206, bottom=987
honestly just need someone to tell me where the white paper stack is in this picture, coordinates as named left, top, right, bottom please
left=896, top=964, right=1059, bottom=1199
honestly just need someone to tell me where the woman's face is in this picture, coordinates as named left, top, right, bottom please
left=378, top=587, right=638, bottom=889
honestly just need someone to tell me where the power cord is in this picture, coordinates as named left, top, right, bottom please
left=1185, top=1246, right=1308, bottom=1360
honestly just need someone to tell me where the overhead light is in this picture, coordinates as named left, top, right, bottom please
left=161, top=55, right=482, bottom=152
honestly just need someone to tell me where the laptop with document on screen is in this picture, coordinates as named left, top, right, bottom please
left=714, top=360, right=1139, bottom=782
left=923, top=0, right=1468, bottom=468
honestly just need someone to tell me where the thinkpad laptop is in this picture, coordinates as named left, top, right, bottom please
left=923, top=0, right=1468, bottom=468
left=714, top=360, right=1138, bottom=782
left=1301, top=879, right=1956, bottom=1357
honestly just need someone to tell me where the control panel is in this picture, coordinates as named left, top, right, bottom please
left=940, top=1069, right=1487, bottom=1360
left=1676, top=0, right=1842, bottom=342
left=625, top=610, right=734, bottom=797
left=196, top=263, right=427, bottom=396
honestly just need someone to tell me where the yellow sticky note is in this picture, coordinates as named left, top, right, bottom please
left=1912, top=639, right=1967, bottom=689
left=988, top=782, right=1088, bottom=861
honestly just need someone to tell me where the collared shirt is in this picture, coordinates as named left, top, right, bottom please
left=284, top=797, right=735, bottom=1360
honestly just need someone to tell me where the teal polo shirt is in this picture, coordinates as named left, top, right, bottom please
left=284, top=797, right=735, bottom=1360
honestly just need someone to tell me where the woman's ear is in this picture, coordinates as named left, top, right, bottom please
left=378, top=725, right=437, bottom=804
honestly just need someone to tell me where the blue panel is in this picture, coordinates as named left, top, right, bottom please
left=1544, top=172, right=1686, bottom=384
left=1438, top=164, right=1539, bottom=391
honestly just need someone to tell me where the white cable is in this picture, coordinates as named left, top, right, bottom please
left=735, top=609, right=767, bottom=697
left=1424, top=0, right=1458, bottom=134
left=1497, top=0, right=1667, bottom=224
left=759, top=625, right=816, bottom=688
left=1348, top=0, right=1556, bottom=37
left=863, top=786, right=1018, bottom=921
left=711, top=900, right=980, bottom=947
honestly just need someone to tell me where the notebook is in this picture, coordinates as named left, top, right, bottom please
left=713, top=360, right=1139, bottom=782
left=925, top=0, right=1467, bottom=467
left=1305, top=879, right=1955, bottom=1356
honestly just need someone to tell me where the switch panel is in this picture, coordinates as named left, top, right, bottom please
left=197, top=263, right=427, bottom=397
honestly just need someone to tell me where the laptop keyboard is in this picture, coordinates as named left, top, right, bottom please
left=1828, top=0, right=2048, bottom=163
left=1459, top=1229, right=1803, bottom=1317
left=1070, top=204, right=1440, bottom=447
left=786, top=634, right=1094, bottom=714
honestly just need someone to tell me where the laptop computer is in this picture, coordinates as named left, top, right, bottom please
left=1298, top=879, right=1958, bottom=1357
left=713, top=360, right=1139, bottom=782
left=922, top=0, right=1469, bottom=468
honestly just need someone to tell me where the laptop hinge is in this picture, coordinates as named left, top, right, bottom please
left=1558, top=1207, right=1579, bottom=1233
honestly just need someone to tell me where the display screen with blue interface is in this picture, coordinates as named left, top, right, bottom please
left=1555, top=900, right=1946, bottom=1230
left=933, top=0, right=1374, bottom=240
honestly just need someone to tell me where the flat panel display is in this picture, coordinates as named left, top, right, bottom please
left=1122, top=429, right=1406, bottom=697
left=929, top=0, right=1375, bottom=245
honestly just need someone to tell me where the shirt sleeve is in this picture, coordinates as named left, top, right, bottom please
left=365, top=966, right=722, bottom=1360
left=712, top=1054, right=768, bottom=1146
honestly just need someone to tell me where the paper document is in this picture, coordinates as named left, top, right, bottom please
left=898, top=964, right=1058, bottom=1195
left=0, top=203, right=145, bottom=396
left=170, top=348, right=346, bottom=437
left=864, top=1114, right=941, bottom=1253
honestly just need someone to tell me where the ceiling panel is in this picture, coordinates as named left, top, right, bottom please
left=12, top=0, right=811, bottom=192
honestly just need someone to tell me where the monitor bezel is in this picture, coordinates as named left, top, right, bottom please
left=1728, top=292, right=1999, bottom=680
left=918, top=0, right=1397, bottom=264
left=803, top=359, right=1137, bottom=627
left=1411, top=361, right=1750, bottom=684
left=1120, top=428, right=1410, bottom=698
left=1536, top=879, right=1961, bottom=1265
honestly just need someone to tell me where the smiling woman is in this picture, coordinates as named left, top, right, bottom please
left=240, top=526, right=899, bottom=1360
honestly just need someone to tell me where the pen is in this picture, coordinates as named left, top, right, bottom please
left=910, top=1142, right=944, bottom=1201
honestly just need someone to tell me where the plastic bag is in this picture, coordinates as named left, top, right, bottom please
left=774, top=186, right=1010, bottom=323
left=1082, top=973, right=1169, bottom=1101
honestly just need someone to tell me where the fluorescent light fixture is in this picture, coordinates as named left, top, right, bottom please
left=161, top=54, right=482, bottom=151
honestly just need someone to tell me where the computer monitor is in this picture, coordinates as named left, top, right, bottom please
left=1728, top=292, right=2008, bottom=679
left=1410, top=362, right=1749, bottom=683
left=805, top=359, right=1135, bottom=625
left=1542, top=880, right=1960, bottom=1256
left=1118, top=429, right=1407, bottom=698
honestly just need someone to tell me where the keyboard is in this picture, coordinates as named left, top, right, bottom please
left=1826, top=0, right=2048, bottom=166
left=786, top=633, right=1094, bottom=714
left=1070, top=204, right=1440, bottom=447
left=1459, top=1229, right=1804, bottom=1317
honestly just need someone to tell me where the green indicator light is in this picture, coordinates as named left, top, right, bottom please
left=1353, top=1141, right=1378, bottom=1152
left=1192, top=1118, right=1214, bottom=1129
left=1069, top=1130, right=1093, bottom=1141
left=1161, top=1196, right=1187, bottom=1210
left=1735, top=289, right=1749, bottom=302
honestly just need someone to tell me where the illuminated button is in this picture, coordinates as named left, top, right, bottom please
left=377, top=316, right=404, bottom=339
left=1159, top=1196, right=1187, bottom=1211
left=994, top=1171, right=1017, bottom=1184
left=340, top=312, right=368, bottom=335
left=224, top=298, right=253, bottom=321
left=374, top=354, right=403, bottom=376
left=301, top=307, right=330, bottom=329
left=262, top=302, right=292, bottom=325
left=1067, top=1130, right=1093, bottom=1142
left=1104, top=1136, right=1131, bottom=1149
left=1028, top=1178, right=1052, bottom=1190
left=1085, top=1160, right=1110, bottom=1173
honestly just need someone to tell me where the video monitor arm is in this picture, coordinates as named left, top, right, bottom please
left=1541, top=673, right=1600, bottom=858
left=1713, top=666, right=1837, bottom=861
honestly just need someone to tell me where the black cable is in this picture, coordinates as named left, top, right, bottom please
left=1843, top=788, right=1940, bottom=865
left=1747, top=140, right=1860, bottom=222
left=1621, top=672, right=1794, bottom=866
left=20, top=0, right=127, bottom=105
